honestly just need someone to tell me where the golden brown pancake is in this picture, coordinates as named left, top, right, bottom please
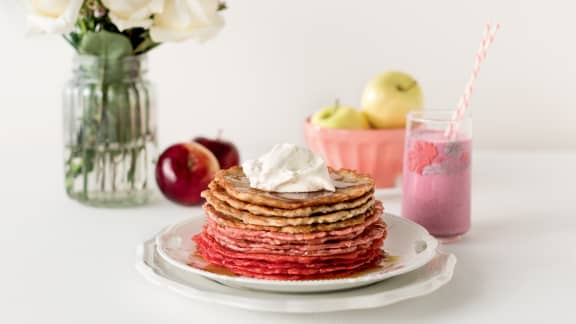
left=214, top=166, right=374, bottom=209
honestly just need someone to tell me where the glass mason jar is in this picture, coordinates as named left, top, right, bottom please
left=401, top=111, right=472, bottom=242
left=63, top=55, right=157, bottom=206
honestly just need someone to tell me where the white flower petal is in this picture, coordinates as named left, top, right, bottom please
left=150, top=26, right=190, bottom=42
left=149, top=0, right=165, bottom=13
left=108, top=13, right=153, bottom=31
left=101, top=0, right=165, bottom=31
left=150, top=0, right=224, bottom=43
left=26, top=0, right=83, bottom=34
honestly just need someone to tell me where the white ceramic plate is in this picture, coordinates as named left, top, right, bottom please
left=155, top=213, right=439, bottom=293
left=137, top=239, right=456, bottom=313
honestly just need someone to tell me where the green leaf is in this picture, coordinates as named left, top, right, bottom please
left=78, top=31, right=134, bottom=59
left=134, top=37, right=160, bottom=55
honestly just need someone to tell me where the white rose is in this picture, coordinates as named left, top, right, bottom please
left=101, top=0, right=164, bottom=31
left=150, top=0, right=224, bottom=43
left=26, top=0, right=84, bottom=34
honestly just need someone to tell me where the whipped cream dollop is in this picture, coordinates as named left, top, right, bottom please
left=242, top=144, right=336, bottom=193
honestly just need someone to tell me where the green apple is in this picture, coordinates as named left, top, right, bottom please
left=311, top=101, right=370, bottom=129
left=361, top=71, right=424, bottom=128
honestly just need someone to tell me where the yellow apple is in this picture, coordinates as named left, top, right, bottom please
left=361, top=71, right=424, bottom=128
left=311, top=101, right=370, bottom=129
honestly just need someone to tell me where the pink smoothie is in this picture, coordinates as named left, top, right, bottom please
left=402, top=130, right=471, bottom=238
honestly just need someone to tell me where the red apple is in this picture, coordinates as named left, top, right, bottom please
left=156, top=142, right=220, bottom=205
left=194, top=136, right=240, bottom=170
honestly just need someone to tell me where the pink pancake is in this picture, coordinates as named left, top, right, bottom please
left=204, top=222, right=386, bottom=256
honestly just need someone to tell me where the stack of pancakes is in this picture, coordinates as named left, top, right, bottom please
left=193, top=166, right=387, bottom=280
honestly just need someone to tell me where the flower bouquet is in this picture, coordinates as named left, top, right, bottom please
left=26, top=0, right=226, bottom=206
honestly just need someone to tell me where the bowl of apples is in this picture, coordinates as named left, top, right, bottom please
left=304, top=71, right=423, bottom=188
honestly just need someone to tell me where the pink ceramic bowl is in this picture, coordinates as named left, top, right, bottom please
left=304, top=119, right=405, bottom=188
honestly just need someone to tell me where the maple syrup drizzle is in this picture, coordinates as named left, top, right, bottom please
left=203, top=264, right=238, bottom=277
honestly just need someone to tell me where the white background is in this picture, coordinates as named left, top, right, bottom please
left=0, top=0, right=575, bottom=157
left=1, top=2, right=576, bottom=323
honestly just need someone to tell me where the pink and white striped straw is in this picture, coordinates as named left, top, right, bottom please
left=445, top=22, right=500, bottom=138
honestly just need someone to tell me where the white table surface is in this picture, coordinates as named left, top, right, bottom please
left=1, top=151, right=575, bottom=323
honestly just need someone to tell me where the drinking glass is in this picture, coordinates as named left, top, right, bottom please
left=401, top=111, right=472, bottom=241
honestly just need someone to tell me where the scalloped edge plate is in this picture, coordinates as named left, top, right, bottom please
left=154, top=213, right=439, bottom=293
left=136, top=238, right=456, bottom=313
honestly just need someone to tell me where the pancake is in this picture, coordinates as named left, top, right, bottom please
left=214, top=166, right=374, bottom=209
left=203, top=188, right=375, bottom=226
left=219, top=252, right=383, bottom=275
left=220, top=256, right=384, bottom=280
left=208, top=182, right=374, bottom=217
left=204, top=202, right=378, bottom=234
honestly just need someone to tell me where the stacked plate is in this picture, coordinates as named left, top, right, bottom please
left=136, top=211, right=456, bottom=313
